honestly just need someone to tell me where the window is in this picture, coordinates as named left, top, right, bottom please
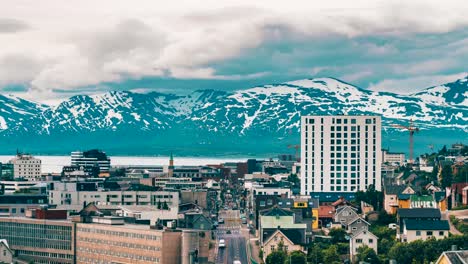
left=356, top=239, right=362, bottom=243
left=271, top=245, right=275, bottom=251
left=439, top=231, right=444, bottom=236
left=259, top=201, right=266, bottom=207
left=369, top=239, right=373, bottom=244
left=426, top=231, right=433, bottom=236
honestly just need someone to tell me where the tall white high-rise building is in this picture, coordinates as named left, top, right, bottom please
left=9, top=153, right=42, bottom=181
left=300, top=115, right=382, bottom=195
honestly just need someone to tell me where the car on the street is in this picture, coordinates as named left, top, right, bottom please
left=218, top=218, right=225, bottom=224
left=241, top=218, right=247, bottom=224
left=233, top=260, right=241, bottom=264
left=219, top=239, right=225, bottom=248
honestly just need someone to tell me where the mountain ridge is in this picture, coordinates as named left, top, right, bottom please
left=0, top=77, right=466, bottom=155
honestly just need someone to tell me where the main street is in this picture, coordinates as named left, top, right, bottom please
left=215, top=209, right=249, bottom=264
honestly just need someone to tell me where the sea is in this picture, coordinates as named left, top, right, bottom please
left=0, top=155, right=255, bottom=173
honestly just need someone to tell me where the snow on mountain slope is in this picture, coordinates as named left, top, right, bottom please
left=0, top=77, right=466, bottom=140
left=412, top=75, right=468, bottom=107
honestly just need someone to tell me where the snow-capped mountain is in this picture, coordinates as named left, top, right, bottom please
left=0, top=77, right=466, bottom=155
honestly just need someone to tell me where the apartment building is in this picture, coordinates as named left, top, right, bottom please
left=9, top=153, right=41, bottom=181
left=300, top=115, right=382, bottom=194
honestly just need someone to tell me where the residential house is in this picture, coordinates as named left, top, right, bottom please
left=262, top=230, right=304, bottom=262
left=435, top=250, right=468, bottom=264
left=396, top=208, right=442, bottom=239
left=0, top=239, right=13, bottom=264
left=410, top=195, right=437, bottom=208
left=259, top=207, right=306, bottom=246
left=401, top=219, right=450, bottom=242
left=384, top=184, right=415, bottom=214
left=334, top=205, right=359, bottom=226
left=349, top=230, right=378, bottom=262
left=347, top=217, right=371, bottom=235
left=318, top=205, right=335, bottom=228
left=182, top=212, right=213, bottom=230
left=434, top=191, right=448, bottom=211
left=425, top=183, right=442, bottom=193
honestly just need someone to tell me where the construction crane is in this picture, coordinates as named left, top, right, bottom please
left=288, top=144, right=300, bottom=161
left=392, top=120, right=420, bottom=164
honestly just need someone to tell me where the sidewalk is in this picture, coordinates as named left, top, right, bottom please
left=242, top=228, right=263, bottom=264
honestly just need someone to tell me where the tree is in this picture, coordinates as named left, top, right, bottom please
left=266, top=250, right=287, bottom=264
left=286, top=251, right=306, bottom=264
left=162, top=201, right=169, bottom=210
left=323, top=245, right=340, bottom=264
left=354, top=184, right=383, bottom=211
left=287, top=174, right=300, bottom=186
left=157, top=200, right=162, bottom=209
left=355, top=245, right=380, bottom=264
left=329, top=228, right=347, bottom=243
left=307, top=244, right=323, bottom=264
left=440, top=165, right=453, bottom=188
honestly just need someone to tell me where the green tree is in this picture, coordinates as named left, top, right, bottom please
left=157, top=200, right=162, bottom=209
left=355, top=245, right=380, bottom=264
left=323, top=245, right=340, bottom=264
left=287, top=174, right=300, bottom=186
left=162, top=201, right=169, bottom=210
left=307, top=244, right=323, bottom=264
left=329, top=228, right=347, bottom=244
left=266, top=250, right=287, bottom=264
left=440, top=165, right=453, bottom=188
left=286, top=250, right=306, bottom=264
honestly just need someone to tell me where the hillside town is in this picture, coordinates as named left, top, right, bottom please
left=0, top=115, right=467, bottom=264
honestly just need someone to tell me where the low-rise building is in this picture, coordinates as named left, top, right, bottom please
left=349, top=230, right=378, bottom=262
left=0, top=239, right=13, bottom=264
left=0, top=194, right=48, bottom=217
left=0, top=217, right=75, bottom=263
left=384, top=185, right=415, bottom=214
left=382, top=149, right=405, bottom=165
left=334, top=205, right=359, bottom=226
left=262, top=230, right=304, bottom=262
left=401, top=219, right=449, bottom=242
left=396, top=208, right=442, bottom=239
left=347, top=217, right=370, bottom=235
left=435, top=249, right=468, bottom=264
left=259, top=207, right=306, bottom=246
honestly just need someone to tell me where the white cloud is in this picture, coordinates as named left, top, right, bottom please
left=0, top=0, right=468, bottom=100
left=368, top=72, right=468, bottom=94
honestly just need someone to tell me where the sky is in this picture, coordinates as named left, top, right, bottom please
left=0, top=0, right=467, bottom=104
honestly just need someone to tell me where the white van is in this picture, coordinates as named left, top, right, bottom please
left=233, top=261, right=241, bottom=264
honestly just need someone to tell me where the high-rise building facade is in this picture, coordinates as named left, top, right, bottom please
left=71, top=149, right=111, bottom=173
left=300, top=115, right=382, bottom=195
left=9, top=154, right=41, bottom=181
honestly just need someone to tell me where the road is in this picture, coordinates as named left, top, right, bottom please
left=215, top=209, right=249, bottom=264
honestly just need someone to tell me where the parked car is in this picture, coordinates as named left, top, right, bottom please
left=388, top=223, right=397, bottom=229
left=219, top=239, right=226, bottom=248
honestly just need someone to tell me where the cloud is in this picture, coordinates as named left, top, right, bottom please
left=368, top=72, right=468, bottom=94
left=0, top=0, right=468, bottom=101
left=0, top=18, right=29, bottom=33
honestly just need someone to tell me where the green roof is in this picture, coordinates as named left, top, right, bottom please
left=410, top=195, right=434, bottom=202
left=404, top=219, right=449, bottom=231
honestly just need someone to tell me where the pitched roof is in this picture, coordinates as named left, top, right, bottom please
left=351, top=229, right=378, bottom=239
left=397, top=193, right=411, bottom=200
left=318, top=206, right=335, bottom=218
left=438, top=250, right=468, bottom=264
left=260, top=206, right=294, bottom=217
left=404, top=219, right=450, bottom=231
left=264, top=230, right=295, bottom=246
left=348, top=216, right=370, bottom=226
left=385, top=185, right=407, bottom=195
left=398, top=208, right=441, bottom=218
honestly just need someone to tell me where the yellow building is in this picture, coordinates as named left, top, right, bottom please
left=398, top=194, right=411, bottom=209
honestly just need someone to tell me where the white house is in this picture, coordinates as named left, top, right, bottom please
left=401, top=219, right=449, bottom=242
left=349, top=230, right=378, bottom=261
left=0, top=239, right=13, bottom=264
